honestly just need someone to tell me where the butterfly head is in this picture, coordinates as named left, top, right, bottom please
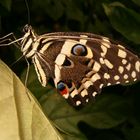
left=23, top=24, right=32, bottom=33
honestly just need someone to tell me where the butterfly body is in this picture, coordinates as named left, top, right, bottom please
left=19, top=25, right=140, bottom=107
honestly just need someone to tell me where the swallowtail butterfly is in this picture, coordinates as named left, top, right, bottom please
left=1, top=24, right=140, bottom=107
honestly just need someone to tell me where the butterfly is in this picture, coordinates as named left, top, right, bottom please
left=1, top=24, right=140, bottom=107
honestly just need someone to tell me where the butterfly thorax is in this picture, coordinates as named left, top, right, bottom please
left=20, top=25, right=38, bottom=58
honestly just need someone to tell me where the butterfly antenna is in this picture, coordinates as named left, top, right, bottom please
left=24, top=0, right=30, bottom=24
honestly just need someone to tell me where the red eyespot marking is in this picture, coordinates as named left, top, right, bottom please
left=57, top=81, right=68, bottom=95
left=60, top=88, right=68, bottom=95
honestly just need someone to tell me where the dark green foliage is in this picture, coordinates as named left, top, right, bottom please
left=0, top=0, right=140, bottom=140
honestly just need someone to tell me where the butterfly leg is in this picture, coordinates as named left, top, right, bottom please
left=0, top=32, right=21, bottom=48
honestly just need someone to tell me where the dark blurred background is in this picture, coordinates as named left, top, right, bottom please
left=0, top=0, right=140, bottom=140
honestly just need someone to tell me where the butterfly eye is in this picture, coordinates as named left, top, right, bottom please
left=23, top=24, right=32, bottom=33
left=57, top=81, right=68, bottom=95
left=72, top=44, right=87, bottom=56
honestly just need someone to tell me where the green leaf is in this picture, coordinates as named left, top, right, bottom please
left=132, top=0, right=140, bottom=6
left=0, top=59, right=63, bottom=140
left=122, top=119, right=140, bottom=140
left=64, top=0, right=85, bottom=23
left=0, top=0, right=12, bottom=11
left=32, top=0, right=64, bottom=21
left=44, top=0, right=64, bottom=21
left=103, top=2, right=140, bottom=44
left=39, top=89, right=130, bottom=139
